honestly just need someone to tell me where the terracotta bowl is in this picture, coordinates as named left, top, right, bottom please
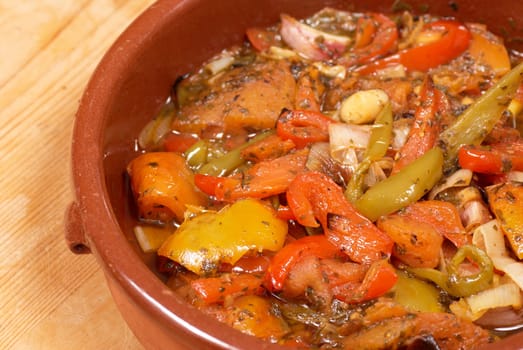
left=66, top=0, right=523, bottom=348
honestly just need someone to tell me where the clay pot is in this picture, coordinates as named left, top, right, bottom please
left=65, top=0, right=523, bottom=348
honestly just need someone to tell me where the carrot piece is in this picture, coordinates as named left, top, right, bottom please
left=240, top=134, right=295, bottom=162
left=191, top=273, right=264, bottom=304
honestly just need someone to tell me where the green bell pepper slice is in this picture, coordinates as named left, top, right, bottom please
left=439, top=62, right=523, bottom=173
left=345, top=102, right=393, bottom=203
left=407, top=245, right=493, bottom=297
left=355, top=147, right=443, bottom=221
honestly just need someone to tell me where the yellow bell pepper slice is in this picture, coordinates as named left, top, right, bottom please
left=158, top=198, right=287, bottom=275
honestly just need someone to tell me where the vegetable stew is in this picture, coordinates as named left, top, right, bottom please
left=126, top=7, right=523, bottom=349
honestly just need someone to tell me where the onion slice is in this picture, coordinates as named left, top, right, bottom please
left=328, top=123, right=371, bottom=168
left=473, top=220, right=523, bottom=291
left=429, top=169, right=473, bottom=200
left=280, top=14, right=351, bottom=60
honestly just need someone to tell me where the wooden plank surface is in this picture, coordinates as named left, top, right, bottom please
left=0, top=1, right=156, bottom=348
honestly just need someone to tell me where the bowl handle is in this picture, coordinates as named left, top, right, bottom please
left=64, top=201, right=91, bottom=254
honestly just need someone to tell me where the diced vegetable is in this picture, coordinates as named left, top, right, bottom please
left=355, top=147, right=444, bottom=221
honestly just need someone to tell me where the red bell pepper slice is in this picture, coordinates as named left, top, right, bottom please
left=392, top=76, right=442, bottom=174
left=286, top=171, right=393, bottom=264
left=333, top=259, right=397, bottom=303
left=264, top=235, right=342, bottom=291
left=276, top=205, right=296, bottom=221
left=195, top=148, right=309, bottom=201
left=356, top=20, right=471, bottom=74
left=458, top=142, right=523, bottom=174
left=276, top=109, right=334, bottom=149
left=340, top=13, right=398, bottom=67
left=194, top=173, right=223, bottom=197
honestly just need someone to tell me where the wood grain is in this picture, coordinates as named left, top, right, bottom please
left=0, top=1, right=155, bottom=348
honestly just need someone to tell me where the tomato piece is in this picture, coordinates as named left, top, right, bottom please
left=276, top=109, right=334, bottom=149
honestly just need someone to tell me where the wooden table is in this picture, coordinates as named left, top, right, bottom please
left=1, top=1, right=156, bottom=348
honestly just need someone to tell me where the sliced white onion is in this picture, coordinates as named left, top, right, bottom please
left=280, top=14, right=351, bottom=60
left=312, top=62, right=346, bottom=79
left=137, top=107, right=174, bottom=149
left=364, top=158, right=392, bottom=188
left=466, top=282, right=522, bottom=319
left=391, top=118, right=411, bottom=151
left=507, top=171, right=523, bottom=183
left=134, top=225, right=172, bottom=253
left=205, top=52, right=235, bottom=75
left=266, top=46, right=298, bottom=60
left=428, top=169, right=473, bottom=200
left=375, top=64, right=407, bottom=79
left=328, top=123, right=371, bottom=166
left=473, top=220, right=523, bottom=291
left=460, top=200, right=492, bottom=231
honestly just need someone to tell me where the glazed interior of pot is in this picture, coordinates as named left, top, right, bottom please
left=97, top=0, right=523, bottom=347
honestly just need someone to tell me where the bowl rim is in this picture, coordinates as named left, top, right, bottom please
left=70, top=0, right=523, bottom=349
left=71, top=0, right=285, bottom=348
